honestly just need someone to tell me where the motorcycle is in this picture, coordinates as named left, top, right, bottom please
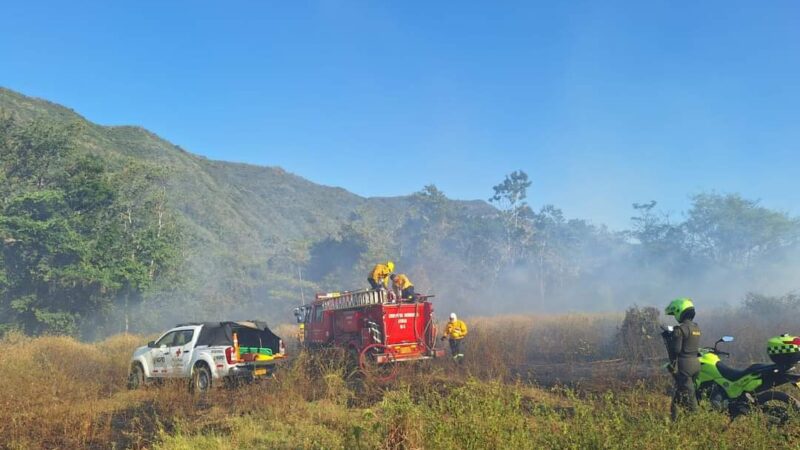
left=693, top=334, right=800, bottom=424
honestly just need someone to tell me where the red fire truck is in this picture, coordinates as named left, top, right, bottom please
left=294, top=289, right=445, bottom=380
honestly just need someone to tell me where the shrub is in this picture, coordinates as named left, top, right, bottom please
left=616, top=305, right=663, bottom=361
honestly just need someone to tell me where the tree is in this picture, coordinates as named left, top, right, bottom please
left=105, top=160, right=182, bottom=333
left=684, top=193, right=800, bottom=268
left=531, top=205, right=574, bottom=300
left=0, top=117, right=113, bottom=335
left=0, top=116, right=183, bottom=336
left=629, top=200, right=687, bottom=269
left=489, top=170, right=534, bottom=269
left=404, top=184, right=455, bottom=261
left=413, top=184, right=451, bottom=228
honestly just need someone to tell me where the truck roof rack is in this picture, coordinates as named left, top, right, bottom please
left=313, top=289, right=388, bottom=311
left=310, top=290, right=435, bottom=311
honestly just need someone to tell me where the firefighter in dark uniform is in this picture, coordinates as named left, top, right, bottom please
left=662, top=297, right=701, bottom=421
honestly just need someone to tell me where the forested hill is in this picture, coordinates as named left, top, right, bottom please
left=2, top=87, right=799, bottom=339
left=0, top=87, right=491, bottom=243
left=0, top=87, right=497, bottom=337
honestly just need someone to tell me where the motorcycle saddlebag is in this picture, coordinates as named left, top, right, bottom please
left=767, top=334, right=800, bottom=366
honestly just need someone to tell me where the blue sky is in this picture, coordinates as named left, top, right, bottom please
left=2, top=1, right=798, bottom=228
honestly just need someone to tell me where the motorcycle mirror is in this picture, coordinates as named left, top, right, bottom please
left=722, top=336, right=734, bottom=342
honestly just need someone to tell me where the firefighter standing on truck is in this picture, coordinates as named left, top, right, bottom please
left=442, top=313, right=467, bottom=361
left=390, top=273, right=415, bottom=301
left=661, top=297, right=701, bottom=421
left=368, top=261, right=394, bottom=290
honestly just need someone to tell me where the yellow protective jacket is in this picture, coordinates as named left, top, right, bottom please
left=370, top=264, right=391, bottom=287
left=444, top=320, right=468, bottom=340
left=392, top=274, right=414, bottom=290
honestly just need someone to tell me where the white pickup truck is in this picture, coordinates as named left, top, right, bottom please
left=128, top=321, right=286, bottom=392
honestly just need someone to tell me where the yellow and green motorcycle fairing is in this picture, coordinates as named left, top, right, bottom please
left=697, top=349, right=762, bottom=399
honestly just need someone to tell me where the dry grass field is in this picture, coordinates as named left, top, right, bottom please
left=1, top=311, right=799, bottom=449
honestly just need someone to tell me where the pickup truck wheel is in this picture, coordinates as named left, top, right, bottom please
left=191, top=364, right=212, bottom=393
left=127, top=363, right=145, bottom=390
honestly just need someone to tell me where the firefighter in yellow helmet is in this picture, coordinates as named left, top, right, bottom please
left=368, top=261, right=394, bottom=290
left=390, top=273, right=415, bottom=301
left=441, top=313, right=468, bottom=361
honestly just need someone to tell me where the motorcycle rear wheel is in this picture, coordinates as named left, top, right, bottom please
left=756, top=391, right=800, bottom=426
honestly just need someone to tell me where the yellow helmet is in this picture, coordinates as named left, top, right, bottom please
left=387, top=261, right=395, bottom=272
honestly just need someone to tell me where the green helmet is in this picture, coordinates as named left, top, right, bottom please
left=665, top=297, right=695, bottom=321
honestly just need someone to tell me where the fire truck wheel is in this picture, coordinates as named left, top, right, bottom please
left=359, top=343, right=398, bottom=382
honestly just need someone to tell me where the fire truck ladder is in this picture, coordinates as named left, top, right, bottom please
left=315, top=289, right=388, bottom=311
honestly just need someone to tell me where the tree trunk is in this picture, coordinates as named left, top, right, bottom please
left=538, top=251, right=546, bottom=302
left=124, top=291, right=129, bottom=334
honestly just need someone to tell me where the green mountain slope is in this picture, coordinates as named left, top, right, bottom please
left=0, top=88, right=491, bottom=240
left=0, top=87, right=496, bottom=332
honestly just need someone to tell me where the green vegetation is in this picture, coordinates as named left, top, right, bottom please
left=0, top=114, right=181, bottom=337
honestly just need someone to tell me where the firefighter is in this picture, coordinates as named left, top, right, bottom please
left=441, top=313, right=468, bottom=360
left=662, top=297, right=701, bottom=421
left=368, top=261, right=394, bottom=290
left=390, top=273, right=415, bottom=301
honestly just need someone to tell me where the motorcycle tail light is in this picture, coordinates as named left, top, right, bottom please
left=782, top=338, right=800, bottom=346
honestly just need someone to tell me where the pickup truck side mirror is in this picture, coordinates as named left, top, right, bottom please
left=147, top=341, right=156, bottom=348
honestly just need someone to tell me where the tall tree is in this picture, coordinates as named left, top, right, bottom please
left=0, top=116, right=183, bottom=336
left=489, top=170, right=534, bottom=270
left=0, top=117, right=113, bottom=335
left=106, top=160, right=182, bottom=333
left=531, top=205, right=574, bottom=300
left=630, top=200, right=687, bottom=269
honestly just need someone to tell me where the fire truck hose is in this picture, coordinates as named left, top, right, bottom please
left=412, top=307, right=436, bottom=353
left=359, top=343, right=398, bottom=382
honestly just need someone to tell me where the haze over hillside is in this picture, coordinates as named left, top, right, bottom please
left=0, top=87, right=500, bottom=335
left=2, top=87, right=799, bottom=338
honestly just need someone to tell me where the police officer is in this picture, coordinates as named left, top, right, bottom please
left=662, top=297, right=701, bottom=421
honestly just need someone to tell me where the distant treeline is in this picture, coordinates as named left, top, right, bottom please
left=375, top=172, right=800, bottom=315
